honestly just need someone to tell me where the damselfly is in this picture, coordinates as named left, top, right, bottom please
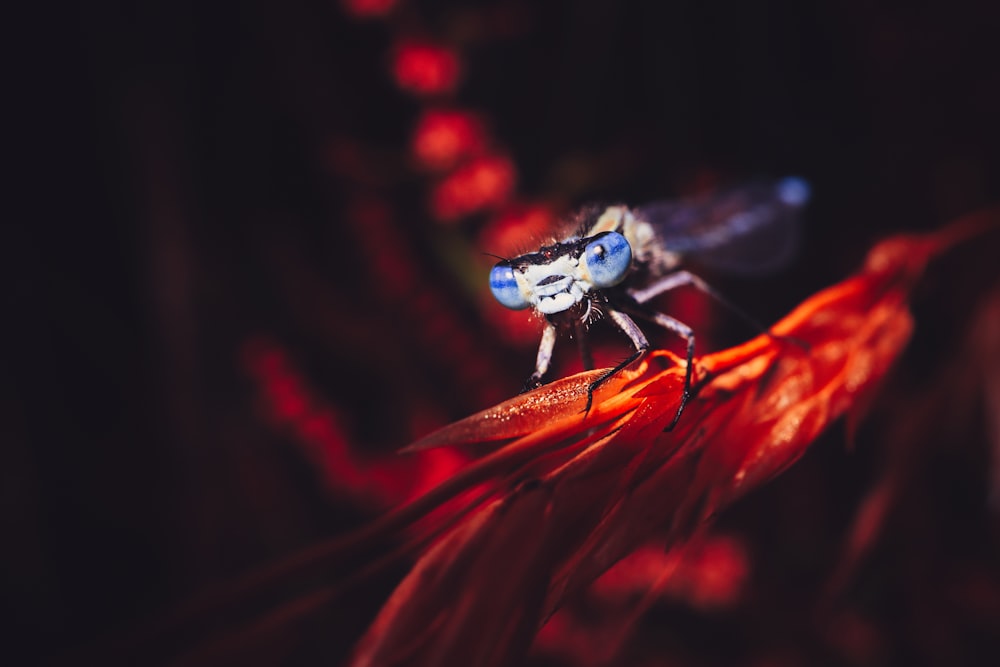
left=488, top=177, right=811, bottom=428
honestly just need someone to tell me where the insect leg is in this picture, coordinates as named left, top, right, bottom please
left=522, top=322, right=558, bottom=392
left=609, top=290, right=697, bottom=429
left=574, top=320, right=594, bottom=371
left=643, top=311, right=696, bottom=431
left=629, top=270, right=708, bottom=304
left=631, top=270, right=781, bottom=343
left=583, top=310, right=649, bottom=413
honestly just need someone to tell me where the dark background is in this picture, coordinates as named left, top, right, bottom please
left=7, top=0, right=1000, bottom=664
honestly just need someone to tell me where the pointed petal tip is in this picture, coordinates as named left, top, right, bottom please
left=401, top=373, right=604, bottom=452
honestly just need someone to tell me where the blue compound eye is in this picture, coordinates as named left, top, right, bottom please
left=583, top=232, right=631, bottom=288
left=489, top=262, right=530, bottom=310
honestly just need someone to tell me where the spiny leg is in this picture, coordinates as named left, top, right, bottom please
left=608, top=289, right=698, bottom=429
left=630, top=270, right=765, bottom=332
left=522, top=322, right=558, bottom=393
left=583, top=310, right=649, bottom=414
left=644, top=311, right=695, bottom=431
left=630, top=270, right=807, bottom=351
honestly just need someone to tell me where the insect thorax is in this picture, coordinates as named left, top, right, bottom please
left=587, top=206, right=681, bottom=276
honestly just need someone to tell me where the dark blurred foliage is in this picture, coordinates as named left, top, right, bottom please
left=5, top=0, right=1000, bottom=665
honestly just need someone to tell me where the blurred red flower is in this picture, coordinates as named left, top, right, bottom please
left=242, top=337, right=467, bottom=507
left=340, top=0, right=397, bottom=20
left=591, top=534, right=749, bottom=610
left=392, top=41, right=461, bottom=96
left=477, top=202, right=556, bottom=258
left=430, top=154, right=516, bottom=222
left=411, top=109, right=487, bottom=171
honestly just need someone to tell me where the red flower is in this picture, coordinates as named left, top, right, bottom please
left=115, top=214, right=994, bottom=666
left=349, top=214, right=997, bottom=667
left=392, top=41, right=461, bottom=96
left=411, top=109, right=487, bottom=171
left=429, top=154, right=517, bottom=222
left=340, top=0, right=397, bottom=20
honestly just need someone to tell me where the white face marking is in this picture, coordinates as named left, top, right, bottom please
left=514, top=255, right=595, bottom=315
left=536, top=291, right=578, bottom=314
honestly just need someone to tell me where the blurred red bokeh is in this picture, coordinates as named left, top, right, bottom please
left=19, top=1, right=1000, bottom=666
left=392, top=41, right=461, bottom=96
left=411, top=109, right=488, bottom=171
left=340, top=0, right=398, bottom=20
left=430, top=154, right=517, bottom=221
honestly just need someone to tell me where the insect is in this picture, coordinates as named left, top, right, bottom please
left=488, top=177, right=812, bottom=429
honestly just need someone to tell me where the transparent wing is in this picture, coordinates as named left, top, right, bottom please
left=633, top=177, right=811, bottom=275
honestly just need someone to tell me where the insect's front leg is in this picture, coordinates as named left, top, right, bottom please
left=643, top=311, right=695, bottom=431
left=583, top=310, right=650, bottom=413
left=610, top=293, right=696, bottom=430
left=521, top=322, right=558, bottom=393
